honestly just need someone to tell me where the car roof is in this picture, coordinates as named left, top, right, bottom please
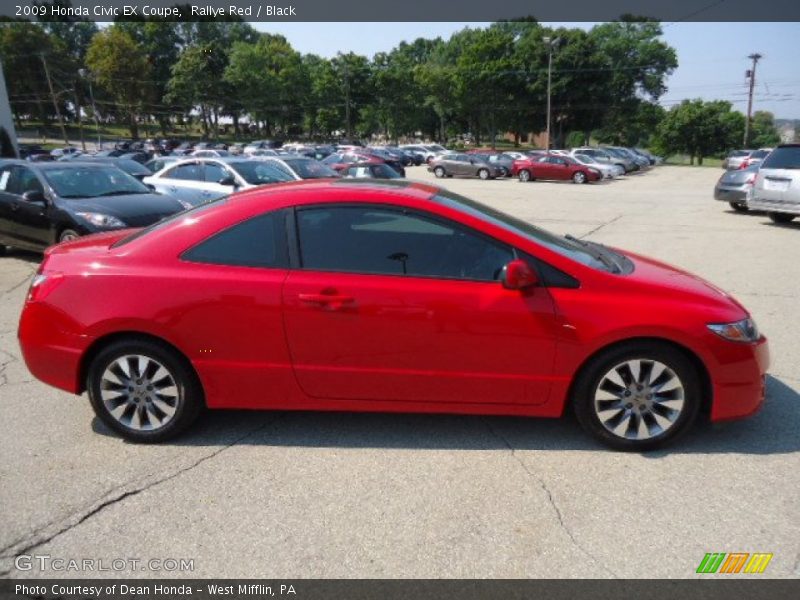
left=229, top=178, right=440, bottom=204
left=0, top=159, right=114, bottom=170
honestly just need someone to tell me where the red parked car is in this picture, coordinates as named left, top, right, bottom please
left=321, top=152, right=382, bottom=173
left=512, top=154, right=603, bottom=184
left=18, top=180, right=769, bottom=450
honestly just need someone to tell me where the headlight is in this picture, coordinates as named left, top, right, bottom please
left=707, top=318, right=760, bottom=343
left=75, top=212, right=127, bottom=229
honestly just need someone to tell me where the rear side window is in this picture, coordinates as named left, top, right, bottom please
left=761, top=147, right=800, bottom=170
left=165, top=163, right=203, bottom=181
left=181, top=211, right=287, bottom=268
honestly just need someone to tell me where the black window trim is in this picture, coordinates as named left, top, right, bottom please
left=292, top=202, right=512, bottom=284
left=179, top=208, right=290, bottom=270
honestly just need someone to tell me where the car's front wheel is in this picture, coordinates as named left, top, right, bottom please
left=573, top=171, right=587, bottom=184
left=573, top=342, right=701, bottom=451
left=478, top=168, right=490, bottom=180
left=59, top=229, right=80, bottom=243
left=87, top=338, right=204, bottom=443
left=433, top=166, right=445, bottom=178
left=768, top=212, right=796, bottom=223
left=518, top=169, right=532, bottom=182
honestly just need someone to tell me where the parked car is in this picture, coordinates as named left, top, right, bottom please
left=738, top=148, right=773, bottom=170
left=50, top=146, right=81, bottom=159
left=144, top=157, right=295, bottom=206
left=469, top=152, right=515, bottom=177
left=428, top=153, right=504, bottom=180
left=512, top=154, right=602, bottom=184
left=172, top=142, right=195, bottom=156
left=571, top=153, right=623, bottom=179
left=342, top=163, right=403, bottom=179
left=17, top=144, right=46, bottom=160
left=361, top=148, right=406, bottom=176
left=590, top=147, right=637, bottom=172
left=191, top=149, right=230, bottom=158
left=399, top=144, right=438, bottom=164
left=17, top=180, right=769, bottom=450
left=0, top=160, right=186, bottom=250
left=252, top=156, right=340, bottom=180
left=370, top=146, right=414, bottom=167
left=573, top=147, right=630, bottom=172
left=322, top=152, right=383, bottom=174
left=81, top=157, right=154, bottom=181
left=243, top=140, right=282, bottom=154
left=747, top=144, right=800, bottom=223
left=116, top=151, right=151, bottom=164
left=713, top=163, right=759, bottom=212
left=144, top=156, right=181, bottom=174
left=723, top=150, right=751, bottom=170
left=605, top=147, right=649, bottom=170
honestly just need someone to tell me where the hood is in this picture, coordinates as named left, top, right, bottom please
left=618, top=248, right=748, bottom=319
left=59, top=192, right=184, bottom=228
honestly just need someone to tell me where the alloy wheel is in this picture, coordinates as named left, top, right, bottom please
left=99, top=354, right=180, bottom=431
left=593, top=359, right=685, bottom=441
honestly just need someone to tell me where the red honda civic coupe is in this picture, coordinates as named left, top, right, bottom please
left=18, top=180, right=769, bottom=450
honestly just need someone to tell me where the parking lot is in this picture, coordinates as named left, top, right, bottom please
left=0, top=165, right=798, bottom=578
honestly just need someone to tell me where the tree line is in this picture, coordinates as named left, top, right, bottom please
left=0, top=11, right=782, bottom=159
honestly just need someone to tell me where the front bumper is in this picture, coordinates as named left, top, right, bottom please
left=709, top=336, right=770, bottom=421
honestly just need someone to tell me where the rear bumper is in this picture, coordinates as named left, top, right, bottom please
left=747, top=196, right=800, bottom=215
left=714, top=185, right=748, bottom=202
left=18, top=302, right=92, bottom=394
left=709, top=336, right=770, bottom=422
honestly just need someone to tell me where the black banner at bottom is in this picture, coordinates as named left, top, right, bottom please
left=2, top=579, right=800, bottom=600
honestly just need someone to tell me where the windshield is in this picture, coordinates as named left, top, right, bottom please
left=751, top=149, right=771, bottom=159
left=228, top=161, right=295, bottom=185
left=432, top=189, right=618, bottom=272
left=115, top=159, right=150, bottom=177
left=283, top=158, right=340, bottom=179
left=45, top=165, right=150, bottom=198
left=760, top=146, right=800, bottom=169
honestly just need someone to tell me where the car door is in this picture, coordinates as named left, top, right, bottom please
left=0, top=166, right=52, bottom=248
left=281, top=204, right=559, bottom=406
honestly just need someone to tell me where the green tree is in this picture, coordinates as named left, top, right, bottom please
left=653, top=99, right=744, bottom=164
left=85, top=27, right=152, bottom=138
left=749, top=111, right=780, bottom=148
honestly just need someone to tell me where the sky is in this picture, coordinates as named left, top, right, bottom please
left=252, top=22, right=800, bottom=120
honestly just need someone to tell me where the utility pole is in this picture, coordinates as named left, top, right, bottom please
left=744, top=53, right=762, bottom=147
left=40, top=54, right=69, bottom=147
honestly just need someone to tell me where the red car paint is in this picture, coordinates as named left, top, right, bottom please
left=512, top=154, right=602, bottom=182
left=18, top=180, right=768, bottom=424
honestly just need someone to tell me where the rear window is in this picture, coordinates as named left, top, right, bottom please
left=750, top=150, right=770, bottom=159
left=760, top=146, right=800, bottom=170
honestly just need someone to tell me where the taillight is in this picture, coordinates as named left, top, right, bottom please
left=746, top=175, right=756, bottom=185
left=26, top=271, right=63, bottom=302
left=739, top=160, right=749, bottom=169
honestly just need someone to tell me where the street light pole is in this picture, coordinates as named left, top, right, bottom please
left=743, top=53, right=762, bottom=147
left=543, top=37, right=560, bottom=151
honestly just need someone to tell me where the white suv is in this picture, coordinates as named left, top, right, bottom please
left=748, top=144, right=800, bottom=223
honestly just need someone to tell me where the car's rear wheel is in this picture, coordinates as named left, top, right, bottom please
left=729, top=202, right=749, bottom=212
left=87, top=339, right=203, bottom=443
left=573, top=171, right=587, bottom=184
left=433, top=166, right=445, bottom=178
left=59, top=229, right=80, bottom=243
left=768, top=212, right=796, bottom=223
left=518, top=169, right=532, bottom=182
left=573, top=342, right=701, bottom=451
left=478, top=168, right=490, bottom=180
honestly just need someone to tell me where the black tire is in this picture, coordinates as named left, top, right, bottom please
left=478, top=168, right=490, bottom=180
left=0, top=245, right=6, bottom=256
left=433, top=166, right=445, bottom=178
left=572, top=341, right=701, bottom=451
left=58, top=229, right=81, bottom=243
left=768, top=212, right=796, bottom=223
left=87, top=338, right=204, bottom=443
left=572, top=171, right=587, bottom=184
left=729, top=202, right=749, bottom=212
left=518, top=169, right=532, bottom=182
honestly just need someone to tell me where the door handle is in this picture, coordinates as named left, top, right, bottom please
left=298, top=293, right=355, bottom=308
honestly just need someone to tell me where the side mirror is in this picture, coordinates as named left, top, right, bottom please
left=500, top=259, right=538, bottom=290
left=22, top=190, right=46, bottom=204
left=218, top=175, right=236, bottom=187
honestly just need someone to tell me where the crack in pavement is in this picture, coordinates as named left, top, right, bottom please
left=481, top=418, right=619, bottom=579
left=579, top=215, right=623, bottom=239
left=0, top=416, right=282, bottom=576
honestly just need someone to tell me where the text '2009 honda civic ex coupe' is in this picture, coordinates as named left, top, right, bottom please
left=18, top=179, right=769, bottom=451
